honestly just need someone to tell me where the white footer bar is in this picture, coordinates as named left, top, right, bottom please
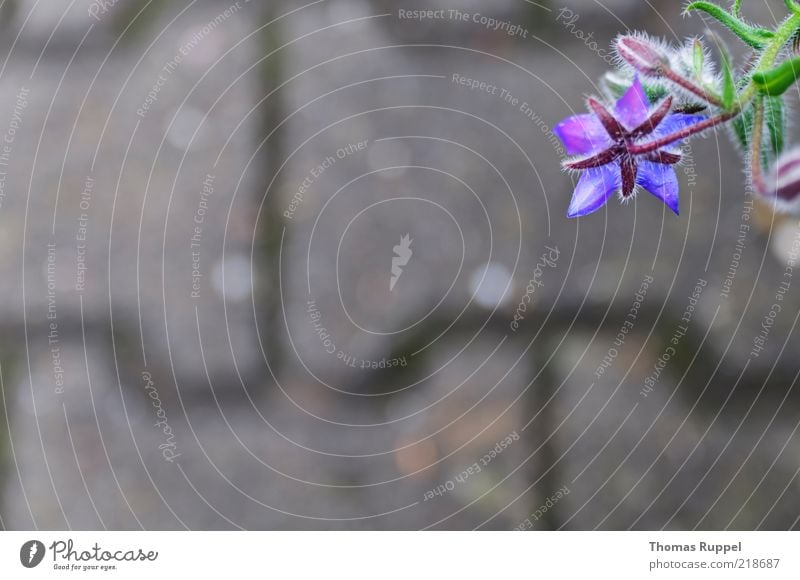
left=1, top=531, right=797, bottom=578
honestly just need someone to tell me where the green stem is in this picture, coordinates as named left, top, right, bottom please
left=722, top=11, right=800, bottom=133
left=756, top=12, right=800, bottom=71
left=732, top=14, right=800, bottom=105
left=662, top=66, right=724, bottom=107
left=628, top=11, right=800, bottom=159
left=749, top=97, right=767, bottom=194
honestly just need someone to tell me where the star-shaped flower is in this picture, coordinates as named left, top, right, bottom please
left=555, top=77, right=706, bottom=217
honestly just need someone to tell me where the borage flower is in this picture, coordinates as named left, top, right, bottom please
left=555, top=77, right=705, bottom=217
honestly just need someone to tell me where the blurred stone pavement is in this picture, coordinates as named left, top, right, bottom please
left=1, top=0, right=799, bottom=530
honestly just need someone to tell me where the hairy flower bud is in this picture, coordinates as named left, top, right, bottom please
left=771, top=147, right=800, bottom=202
left=757, top=147, right=800, bottom=214
left=616, top=35, right=670, bottom=77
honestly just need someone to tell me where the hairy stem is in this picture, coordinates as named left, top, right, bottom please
left=627, top=110, right=739, bottom=154
left=662, top=66, right=724, bottom=107
left=749, top=97, right=767, bottom=194
left=757, top=12, right=800, bottom=71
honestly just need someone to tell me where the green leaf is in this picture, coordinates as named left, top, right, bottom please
left=692, top=39, right=705, bottom=79
left=644, top=84, right=670, bottom=103
left=685, top=2, right=775, bottom=48
left=732, top=98, right=784, bottom=170
left=786, top=0, right=800, bottom=14
left=720, top=49, right=736, bottom=109
left=733, top=0, right=742, bottom=17
left=752, top=96, right=786, bottom=171
left=731, top=104, right=753, bottom=151
left=752, top=57, right=800, bottom=95
left=764, top=96, right=785, bottom=159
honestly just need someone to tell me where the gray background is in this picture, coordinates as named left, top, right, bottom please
left=0, top=0, right=798, bottom=530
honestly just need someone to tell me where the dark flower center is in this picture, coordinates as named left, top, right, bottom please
left=565, top=96, right=681, bottom=197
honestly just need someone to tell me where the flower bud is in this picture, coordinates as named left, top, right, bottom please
left=758, top=147, right=800, bottom=215
left=771, top=147, right=800, bottom=202
left=616, top=35, right=670, bottom=77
